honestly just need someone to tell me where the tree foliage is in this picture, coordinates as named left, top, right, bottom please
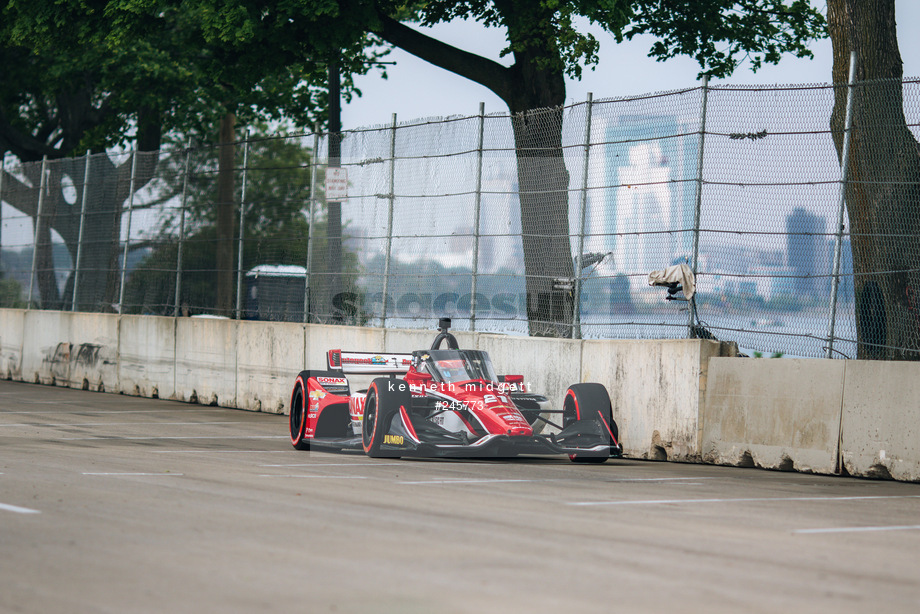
left=0, top=0, right=379, bottom=311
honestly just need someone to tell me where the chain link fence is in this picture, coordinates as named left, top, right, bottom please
left=2, top=77, right=919, bottom=359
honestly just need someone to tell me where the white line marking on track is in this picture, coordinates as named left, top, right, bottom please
left=1, top=410, right=209, bottom=415
left=153, top=450, right=290, bottom=454
left=400, top=478, right=543, bottom=485
left=0, top=502, right=41, bottom=514
left=61, top=435, right=287, bottom=440
left=260, top=463, right=405, bottom=467
left=567, top=495, right=920, bottom=506
left=257, top=475, right=368, bottom=479
left=82, top=473, right=184, bottom=476
left=0, top=421, right=241, bottom=427
left=602, top=477, right=715, bottom=482
left=795, top=524, right=920, bottom=535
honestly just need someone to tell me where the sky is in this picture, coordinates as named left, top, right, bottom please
left=342, top=1, right=920, bottom=130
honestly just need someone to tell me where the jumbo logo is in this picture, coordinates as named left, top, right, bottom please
left=383, top=434, right=404, bottom=445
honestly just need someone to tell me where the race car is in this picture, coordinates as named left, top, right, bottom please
left=289, top=319, right=622, bottom=462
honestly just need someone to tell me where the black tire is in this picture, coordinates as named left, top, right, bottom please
left=290, top=372, right=310, bottom=450
left=563, top=382, right=617, bottom=464
left=362, top=378, right=410, bottom=458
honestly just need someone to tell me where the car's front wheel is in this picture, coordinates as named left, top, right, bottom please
left=563, top=382, right=617, bottom=464
left=362, top=378, right=410, bottom=458
left=290, top=374, right=310, bottom=450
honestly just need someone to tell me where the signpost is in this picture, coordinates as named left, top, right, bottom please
left=324, top=167, right=348, bottom=201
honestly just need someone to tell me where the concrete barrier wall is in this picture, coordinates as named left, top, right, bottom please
left=2, top=310, right=727, bottom=461
left=703, top=358, right=920, bottom=481
left=702, top=358, right=845, bottom=475
left=583, top=339, right=731, bottom=461
left=0, top=309, right=25, bottom=381
left=5, top=309, right=918, bottom=481
left=840, top=361, right=920, bottom=481
left=118, top=315, right=175, bottom=398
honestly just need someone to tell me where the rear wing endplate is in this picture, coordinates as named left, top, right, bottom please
left=327, top=349, right=413, bottom=375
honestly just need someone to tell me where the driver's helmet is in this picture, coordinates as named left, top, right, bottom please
left=436, top=359, right=465, bottom=382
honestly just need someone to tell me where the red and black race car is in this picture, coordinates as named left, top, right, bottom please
left=289, top=319, right=622, bottom=462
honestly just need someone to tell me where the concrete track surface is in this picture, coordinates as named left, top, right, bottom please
left=2, top=380, right=919, bottom=614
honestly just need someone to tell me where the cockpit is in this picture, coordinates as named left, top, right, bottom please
left=415, top=349, right=498, bottom=385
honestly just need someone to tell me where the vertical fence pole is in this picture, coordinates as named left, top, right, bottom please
left=826, top=51, right=858, bottom=359
left=174, top=139, right=192, bottom=317
left=470, top=103, right=486, bottom=331
left=573, top=93, right=594, bottom=339
left=28, top=155, right=48, bottom=309
left=71, top=150, right=92, bottom=312
left=0, top=153, right=5, bottom=281
left=381, top=113, right=397, bottom=328
left=305, top=127, right=320, bottom=323
left=689, top=75, right=710, bottom=335
left=117, top=151, right=139, bottom=313
left=235, top=130, right=251, bottom=320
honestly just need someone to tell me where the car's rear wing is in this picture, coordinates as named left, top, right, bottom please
left=326, top=349, right=413, bottom=375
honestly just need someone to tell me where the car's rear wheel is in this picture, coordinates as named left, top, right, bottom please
left=362, top=378, right=410, bottom=458
left=290, top=374, right=310, bottom=450
left=563, top=383, right=617, bottom=464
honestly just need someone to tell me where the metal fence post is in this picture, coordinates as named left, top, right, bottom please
left=381, top=114, right=397, bottom=328
left=573, top=93, right=594, bottom=340
left=305, top=127, right=320, bottom=323
left=826, top=51, right=858, bottom=359
left=28, top=155, right=48, bottom=309
left=689, top=75, right=710, bottom=335
left=117, top=150, right=139, bottom=313
left=0, top=153, right=5, bottom=279
left=71, top=150, right=91, bottom=312
left=235, top=130, right=251, bottom=320
left=470, top=103, right=486, bottom=331
left=174, top=139, right=192, bottom=317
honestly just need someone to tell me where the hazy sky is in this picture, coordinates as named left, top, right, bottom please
left=343, top=2, right=920, bottom=129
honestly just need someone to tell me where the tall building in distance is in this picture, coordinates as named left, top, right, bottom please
left=785, top=207, right=825, bottom=296
left=592, top=114, right=699, bottom=287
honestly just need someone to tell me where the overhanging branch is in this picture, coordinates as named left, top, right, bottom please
left=373, top=12, right=513, bottom=106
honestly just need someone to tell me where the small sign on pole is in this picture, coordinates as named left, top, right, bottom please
left=325, top=167, right=348, bottom=201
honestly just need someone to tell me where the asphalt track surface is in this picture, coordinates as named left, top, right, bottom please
left=2, top=380, right=920, bottom=614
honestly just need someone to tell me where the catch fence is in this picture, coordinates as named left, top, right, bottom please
left=2, top=76, right=920, bottom=359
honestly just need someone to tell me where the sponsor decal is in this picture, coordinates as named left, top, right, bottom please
left=309, top=390, right=326, bottom=400
left=349, top=395, right=367, bottom=419
left=343, top=356, right=375, bottom=365
left=339, top=354, right=411, bottom=367
left=383, top=434, right=404, bottom=445
left=316, top=376, right=348, bottom=386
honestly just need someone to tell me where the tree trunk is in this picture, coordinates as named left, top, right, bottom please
left=828, top=0, right=920, bottom=359
left=506, top=55, right=574, bottom=337
left=510, top=107, right=574, bottom=337
left=216, top=112, right=237, bottom=316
